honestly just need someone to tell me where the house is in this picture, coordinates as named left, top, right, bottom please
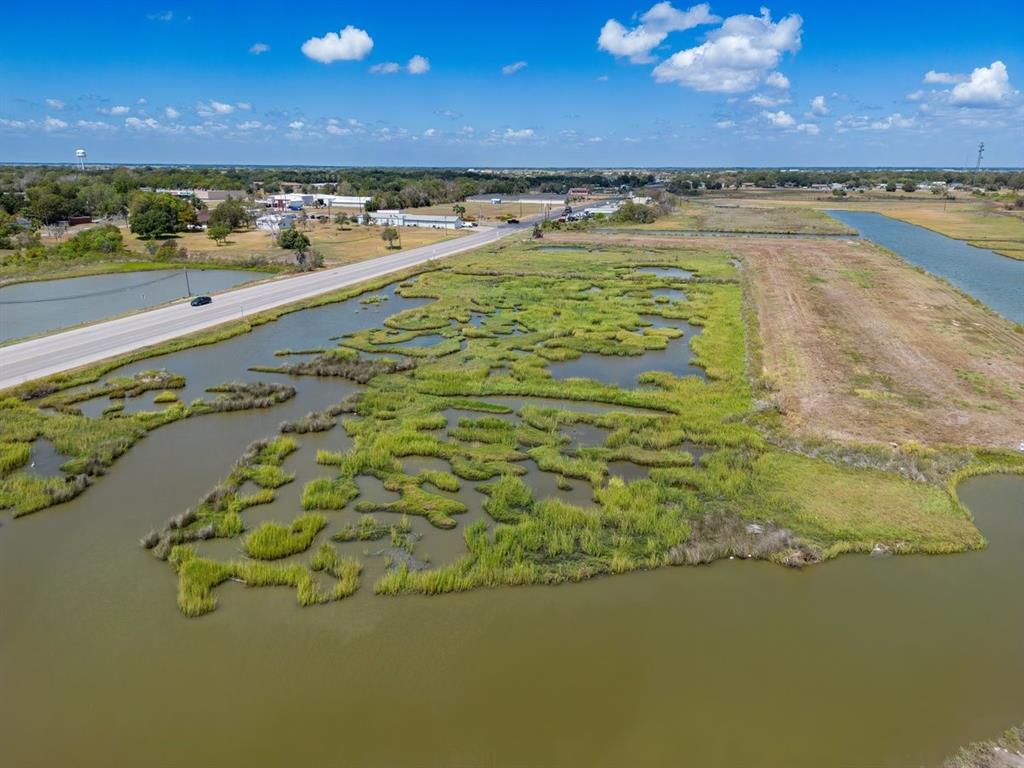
left=368, top=210, right=464, bottom=229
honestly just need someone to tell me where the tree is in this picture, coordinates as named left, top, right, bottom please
left=381, top=226, right=400, bottom=249
left=208, top=224, right=231, bottom=245
left=902, top=181, right=917, bottom=193
left=208, top=196, right=251, bottom=231
left=885, top=182, right=897, bottom=192
left=452, top=203, right=466, bottom=218
left=532, top=223, right=543, bottom=239
left=335, top=213, right=349, bottom=230
left=277, top=227, right=310, bottom=255
left=612, top=201, right=658, bottom=224
left=129, top=192, right=193, bottom=239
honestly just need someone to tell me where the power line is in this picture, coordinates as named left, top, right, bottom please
left=0, top=270, right=185, bottom=304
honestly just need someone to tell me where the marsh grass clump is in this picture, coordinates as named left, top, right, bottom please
left=0, top=441, right=31, bottom=475
left=280, top=409, right=337, bottom=434
left=196, top=381, right=296, bottom=413
left=302, top=476, right=359, bottom=510
left=153, top=390, right=179, bottom=404
left=332, top=514, right=390, bottom=542
left=243, top=513, right=328, bottom=560
left=252, top=353, right=415, bottom=384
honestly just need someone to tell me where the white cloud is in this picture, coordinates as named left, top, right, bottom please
left=906, top=90, right=924, bottom=102
left=749, top=93, right=788, bottom=107
left=125, top=117, right=160, bottom=130
left=44, top=117, right=68, bottom=131
left=0, top=118, right=28, bottom=130
left=288, top=120, right=305, bottom=130
left=502, top=61, right=528, bottom=75
left=147, top=11, right=173, bottom=22
left=765, top=71, right=789, bottom=89
left=302, top=26, right=374, bottom=63
left=761, top=109, right=795, bottom=128
left=423, top=128, right=437, bottom=137
left=236, top=102, right=252, bottom=111
left=370, top=62, right=401, bottom=75
left=249, top=42, right=270, bottom=55
left=652, top=8, right=802, bottom=93
left=504, top=128, right=535, bottom=140
left=795, top=122, right=819, bottom=135
left=714, top=119, right=735, bottom=129
left=237, top=121, right=267, bottom=130
left=869, top=113, right=915, bottom=130
left=75, top=119, right=115, bottom=131
left=598, top=2, right=719, bottom=64
left=326, top=123, right=351, bottom=136
left=407, top=55, right=430, bottom=75
left=164, top=106, right=180, bottom=119
left=100, top=105, right=131, bottom=115
left=923, top=70, right=966, bottom=85
left=596, top=74, right=609, bottom=82
left=950, top=61, right=1015, bottom=107
left=809, top=95, right=828, bottom=115
left=45, top=98, right=65, bottom=110
left=197, top=100, right=237, bottom=117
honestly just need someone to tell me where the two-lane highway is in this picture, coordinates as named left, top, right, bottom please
left=0, top=221, right=528, bottom=390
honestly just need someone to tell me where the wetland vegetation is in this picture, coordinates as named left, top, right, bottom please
left=4, top=236, right=1007, bottom=615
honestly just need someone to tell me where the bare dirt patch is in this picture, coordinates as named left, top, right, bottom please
left=548, top=230, right=1024, bottom=448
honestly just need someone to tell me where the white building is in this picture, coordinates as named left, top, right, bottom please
left=369, top=210, right=464, bottom=230
left=256, top=213, right=296, bottom=232
left=316, top=194, right=372, bottom=208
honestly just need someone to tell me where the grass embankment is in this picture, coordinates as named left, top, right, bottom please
left=942, top=722, right=1024, bottom=768
left=149, top=240, right=1019, bottom=613
left=602, top=199, right=855, bottom=235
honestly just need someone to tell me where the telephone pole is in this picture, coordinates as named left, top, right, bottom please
left=972, top=141, right=985, bottom=187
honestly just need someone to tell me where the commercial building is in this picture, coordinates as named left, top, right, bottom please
left=368, top=210, right=464, bottom=230
left=255, top=213, right=297, bottom=231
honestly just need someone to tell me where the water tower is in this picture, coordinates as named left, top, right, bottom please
left=75, top=148, right=86, bottom=171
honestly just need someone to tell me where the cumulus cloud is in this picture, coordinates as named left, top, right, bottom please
left=598, top=2, right=719, bottom=64
left=652, top=8, right=802, bottom=93
left=164, top=106, right=180, bottom=119
left=761, top=109, right=795, bottom=127
left=125, top=117, right=161, bottom=130
left=809, top=95, right=828, bottom=115
left=502, top=60, right=528, bottom=75
left=301, top=26, right=374, bottom=63
left=45, top=98, right=64, bottom=110
left=370, top=62, right=401, bottom=74
left=288, top=120, right=305, bottom=130
left=0, top=118, right=28, bottom=130
left=503, top=128, right=535, bottom=140
left=249, top=42, right=270, bottom=55
left=76, top=119, right=115, bottom=131
left=950, top=61, right=1015, bottom=107
left=749, top=93, right=788, bottom=107
left=99, top=105, right=131, bottom=115
left=44, top=117, right=68, bottom=130
left=765, top=71, right=789, bottom=89
left=147, top=11, right=173, bottom=22
left=237, top=121, right=268, bottom=131
left=923, top=70, right=966, bottom=85
left=423, top=128, right=437, bottom=137
left=196, top=100, right=239, bottom=117
left=870, top=113, right=915, bottom=130
left=714, top=119, right=735, bottom=129
left=795, top=122, right=819, bottom=135
left=407, top=55, right=430, bottom=75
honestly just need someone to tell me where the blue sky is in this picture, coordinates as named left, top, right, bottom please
left=1, top=1, right=1021, bottom=166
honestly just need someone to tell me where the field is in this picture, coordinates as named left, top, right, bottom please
left=122, top=219, right=466, bottom=268
left=616, top=199, right=854, bottom=235
left=547, top=230, right=1024, bottom=448
left=410, top=200, right=549, bottom=221
left=705, top=190, right=1024, bottom=259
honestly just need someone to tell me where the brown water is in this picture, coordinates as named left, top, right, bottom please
left=2, top=279, right=1022, bottom=766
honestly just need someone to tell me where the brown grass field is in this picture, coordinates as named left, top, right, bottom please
left=702, top=190, right=1024, bottom=259
left=548, top=229, right=1024, bottom=448
left=122, top=220, right=466, bottom=267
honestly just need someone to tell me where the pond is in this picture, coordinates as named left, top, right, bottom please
left=3, top=266, right=1022, bottom=767
left=549, top=319, right=705, bottom=387
left=634, top=266, right=694, bottom=280
left=0, top=268, right=263, bottom=343
left=825, top=210, right=1024, bottom=324
left=0, top=427, right=1020, bottom=768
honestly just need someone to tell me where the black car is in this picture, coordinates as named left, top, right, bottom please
left=506, top=218, right=520, bottom=224
left=190, top=295, right=212, bottom=307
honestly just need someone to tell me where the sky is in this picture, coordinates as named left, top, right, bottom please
left=1, top=1, right=1022, bottom=167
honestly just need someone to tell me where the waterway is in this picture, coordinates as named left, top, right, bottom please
left=825, top=210, right=1024, bottom=324
left=0, top=268, right=263, bottom=343
left=1, top=272, right=1021, bottom=767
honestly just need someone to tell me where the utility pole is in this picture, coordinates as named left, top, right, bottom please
left=184, top=267, right=192, bottom=296
left=972, top=141, right=985, bottom=188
